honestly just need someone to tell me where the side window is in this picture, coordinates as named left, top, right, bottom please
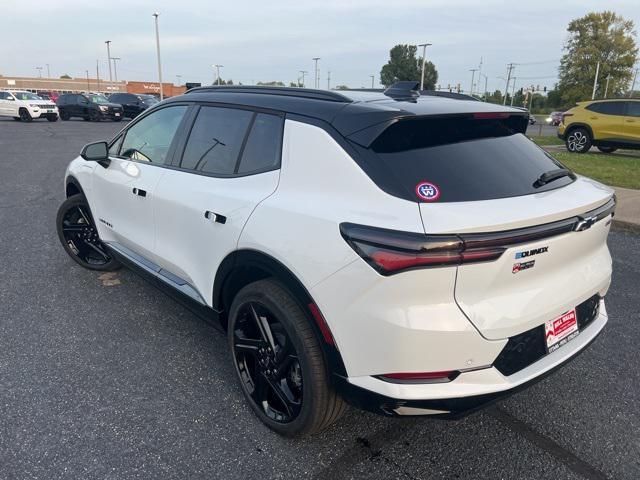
left=109, top=135, right=124, bottom=156
left=180, top=106, right=253, bottom=175
left=120, top=105, right=188, bottom=164
left=587, top=102, right=625, bottom=116
left=77, top=95, right=88, bottom=105
left=110, top=94, right=122, bottom=103
left=237, top=113, right=284, bottom=174
left=0, top=92, right=7, bottom=100
left=626, top=102, right=640, bottom=118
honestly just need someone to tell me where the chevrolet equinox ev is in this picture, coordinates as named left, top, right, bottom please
left=57, top=84, right=615, bottom=437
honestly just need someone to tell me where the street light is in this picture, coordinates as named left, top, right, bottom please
left=35, top=66, right=43, bottom=78
left=152, top=13, right=164, bottom=100
left=176, top=74, right=182, bottom=86
left=299, top=70, right=308, bottom=88
left=469, top=68, right=478, bottom=96
left=213, top=64, right=223, bottom=85
left=417, top=43, right=432, bottom=91
left=105, top=41, right=113, bottom=92
left=46, top=64, right=50, bottom=78
left=110, top=57, right=121, bottom=85
left=312, top=58, right=320, bottom=89
left=370, top=75, right=374, bottom=89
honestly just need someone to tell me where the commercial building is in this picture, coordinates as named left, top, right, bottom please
left=0, top=75, right=186, bottom=97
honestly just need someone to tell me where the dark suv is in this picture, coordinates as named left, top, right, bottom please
left=109, top=93, right=159, bottom=119
left=57, top=93, right=124, bottom=122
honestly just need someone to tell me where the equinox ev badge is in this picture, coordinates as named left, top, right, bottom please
left=515, top=246, right=549, bottom=259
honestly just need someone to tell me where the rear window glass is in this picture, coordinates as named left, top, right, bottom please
left=369, top=115, right=574, bottom=203
left=586, top=102, right=626, bottom=116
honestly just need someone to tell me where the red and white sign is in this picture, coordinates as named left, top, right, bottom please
left=545, top=309, right=578, bottom=352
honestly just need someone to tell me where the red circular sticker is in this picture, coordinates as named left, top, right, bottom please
left=415, top=181, right=441, bottom=202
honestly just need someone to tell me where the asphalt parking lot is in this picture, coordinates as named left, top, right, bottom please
left=1, top=117, right=639, bottom=480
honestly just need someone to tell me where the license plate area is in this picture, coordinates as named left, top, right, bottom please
left=545, top=309, right=579, bottom=353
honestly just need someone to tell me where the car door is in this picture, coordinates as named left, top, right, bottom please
left=152, top=105, right=283, bottom=304
left=587, top=101, right=626, bottom=140
left=91, top=104, right=190, bottom=262
left=623, top=101, right=640, bottom=142
left=0, top=92, right=8, bottom=115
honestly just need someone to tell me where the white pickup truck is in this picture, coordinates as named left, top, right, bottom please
left=0, top=90, right=58, bottom=122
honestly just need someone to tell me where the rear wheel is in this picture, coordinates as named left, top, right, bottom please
left=597, top=146, right=617, bottom=154
left=565, top=127, right=591, bottom=153
left=56, top=194, right=120, bottom=271
left=228, top=279, right=346, bottom=437
left=19, top=108, right=32, bottom=122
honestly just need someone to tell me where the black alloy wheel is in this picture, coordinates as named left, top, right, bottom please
left=56, top=194, right=120, bottom=271
left=19, top=108, right=32, bottom=122
left=59, top=110, right=70, bottom=120
left=228, top=279, right=347, bottom=437
left=232, top=300, right=303, bottom=423
left=89, top=109, right=101, bottom=122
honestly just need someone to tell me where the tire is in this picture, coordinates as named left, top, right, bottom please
left=56, top=194, right=121, bottom=271
left=89, top=110, right=101, bottom=122
left=113, top=116, right=123, bottom=122
left=597, top=146, right=617, bottom=154
left=565, top=127, right=592, bottom=153
left=59, top=110, right=70, bottom=121
left=228, top=279, right=347, bottom=437
left=47, top=115, right=58, bottom=122
left=19, top=108, right=32, bottom=122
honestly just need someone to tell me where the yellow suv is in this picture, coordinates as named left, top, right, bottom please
left=558, top=99, right=640, bottom=153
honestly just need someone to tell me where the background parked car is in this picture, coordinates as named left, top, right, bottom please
left=558, top=99, right=640, bottom=153
left=56, top=93, right=123, bottom=122
left=0, top=90, right=58, bottom=122
left=108, top=93, right=159, bottom=119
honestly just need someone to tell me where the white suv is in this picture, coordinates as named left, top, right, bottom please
left=0, top=90, right=58, bottom=122
left=56, top=85, right=614, bottom=437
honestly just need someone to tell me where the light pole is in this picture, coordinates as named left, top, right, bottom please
left=105, top=40, right=113, bottom=92
left=469, top=68, right=477, bottom=96
left=503, top=63, right=515, bottom=105
left=300, top=70, right=307, bottom=88
left=86, top=70, right=90, bottom=92
left=327, top=71, right=331, bottom=89
left=511, top=77, right=517, bottom=106
left=312, top=58, right=320, bottom=89
left=152, top=12, right=164, bottom=100
left=46, top=64, right=50, bottom=78
left=213, top=64, right=223, bottom=85
left=111, top=57, right=121, bottom=85
left=630, top=68, right=638, bottom=97
left=36, top=66, right=43, bottom=78
left=176, top=74, right=182, bottom=86
left=370, top=75, right=374, bottom=89
left=418, top=43, right=432, bottom=91
left=96, top=59, right=101, bottom=92
left=591, top=61, right=600, bottom=100
left=604, top=74, right=611, bottom=98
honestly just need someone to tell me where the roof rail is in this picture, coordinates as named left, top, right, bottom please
left=185, top=85, right=352, bottom=103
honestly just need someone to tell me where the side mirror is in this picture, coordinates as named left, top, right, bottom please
left=81, top=141, right=109, bottom=161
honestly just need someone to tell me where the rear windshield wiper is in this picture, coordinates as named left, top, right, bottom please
left=533, top=168, right=573, bottom=188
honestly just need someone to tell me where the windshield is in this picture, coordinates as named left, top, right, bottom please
left=368, top=115, right=574, bottom=202
left=88, top=95, right=110, bottom=104
left=12, top=92, right=42, bottom=101
left=139, top=95, right=159, bottom=105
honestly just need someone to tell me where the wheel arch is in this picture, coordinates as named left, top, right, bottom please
left=65, top=175, right=85, bottom=198
left=213, top=249, right=348, bottom=378
left=565, top=122, right=594, bottom=140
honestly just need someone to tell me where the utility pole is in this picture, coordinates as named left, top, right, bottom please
left=604, top=74, right=611, bottom=98
left=327, top=71, right=331, bottom=90
left=481, top=73, right=488, bottom=101
left=591, top=61, right=600, bottom=100
left=105, top=40, right=113, bottom=93
left=469, top=68, right=477, bottom=96
left=418, top=43, right=432, bottom=91
left=213, top=64, right=223, bottom=85
left=630, top=68, right=639, bottom=97
left=510, top=77, right=517, bottom=106
left=152, top=12, right=163, bottom=100
left=86, top=70, right=90, bottom=92
left=36, top=66, right=43, bottom=78
left=46, top=64, right=50, bottom=78
left=300, top=70, right=307, bottom=88
left=370, top=75, right=374, bottom=89
left=312, top=58, right=320, bottom=89
left=96, top=59, right=101, bottom=93
left=503, top=63, right=515, bottom=105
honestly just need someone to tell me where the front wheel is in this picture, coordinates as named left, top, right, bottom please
left=597, top=146, right=617, bottom=154
left=59, top=110, right=70, bottom=121
left=19, top=108, right=33, bottom=122
left=228, top=279, right=347, bottom=437
left=56, top=194, right=121, bottom=271
left=565, top=128, right=591, bottom=153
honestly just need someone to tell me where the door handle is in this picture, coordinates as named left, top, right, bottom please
left=132, top=187, right=147, bottom=197
left=204, top=210, right=226, bottom=224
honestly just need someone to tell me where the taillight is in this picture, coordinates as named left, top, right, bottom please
left=340, top=223, right=505, bottom=275
left=561, top=113, right=573, bottom=125
left=379, top=370, right=459, bottom=383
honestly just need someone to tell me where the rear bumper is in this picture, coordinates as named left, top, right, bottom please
left=334, top=300, right=607, bottom=417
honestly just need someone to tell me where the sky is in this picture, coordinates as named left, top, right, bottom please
left=1, top=0, right=639, bottom=93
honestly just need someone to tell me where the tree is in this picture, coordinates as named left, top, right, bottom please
left=334, top=84, right=350, bottom=90
left=60, top=74, right=71, bottom=79
left=557, top=11, right=638, bottom=105
left=289, top=81, right=303, bottom=87
left=257, top=81, right=285, bottom=86
left=380, top=44, right=438, bottom=89
left=485, top=89, right=504, bottom=105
